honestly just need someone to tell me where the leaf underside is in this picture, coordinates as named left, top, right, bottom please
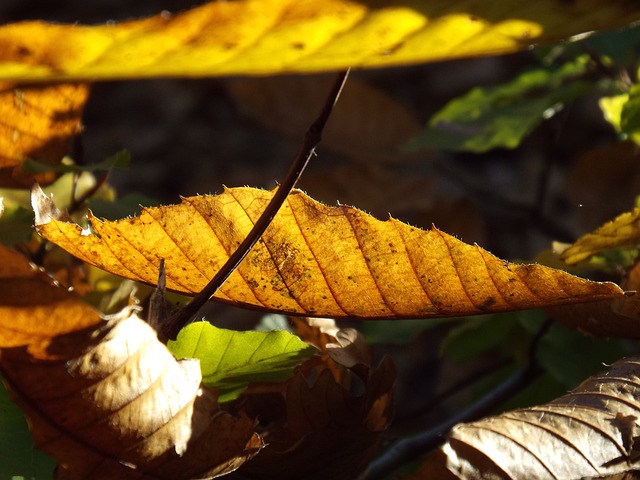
left=34, top=186, right=624, bottom=320
left=415, top=356, right=640, bottom=479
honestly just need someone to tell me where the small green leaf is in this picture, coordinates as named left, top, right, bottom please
left=407, top=56, right=592, bottom=152
left=0, top=205, right=33, bottom=246
left=168, top=322, right=317, bottom=402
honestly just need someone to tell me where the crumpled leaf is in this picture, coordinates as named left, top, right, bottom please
left=167, top=321, right=317, bottom=403
left=413, top=356, right=640, bottom=479
left=1, top=1, right=640, bottom=81
left=33, top=185, right=625, bottom=320
left=556, top=206, right=640, bottom=265
left=0, top=246, right=263, bottom=479
left=231, top=319, right=395, bottom=480
left=0, top=82, right=89, bottom=188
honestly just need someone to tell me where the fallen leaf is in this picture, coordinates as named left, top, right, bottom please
left=0, top=82, right=89, bottom=187
left=0, top=247, right=263, bottom=479
left=413, top=356, right=640, bottom=479
left=556, top=206, right=640, bottom=265
left=34, top=185, right=625, bottom=320
left=0, top=1, right=639, bottom=81
left=167, top=321, right=317, bottom=402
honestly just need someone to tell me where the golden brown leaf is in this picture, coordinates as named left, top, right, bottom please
left=413, top=356, right=640, bottom=479
left=34, top=186, right=625, bottom=319
left=0, top=1, right=639, bottom=81
left=556, top=206, right=640, bottom=265
left=0, top=247, right=263, bottom=479
left=0, top=82, right=89, bottom=187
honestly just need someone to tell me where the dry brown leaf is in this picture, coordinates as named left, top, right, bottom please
left=0, top=82, right=89, bottom=187
left=413, top=356, right=640, bottom=479
left=232, top=353, right=395, bottom=480
left=0, top=247, right=263, bottom=479
left=0, top=1, right=639, bottom=81
left=226, top=75, right=422, bottom=164
left=34, top=185, right=624, bottom=320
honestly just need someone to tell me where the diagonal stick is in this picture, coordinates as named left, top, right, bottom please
left=158, top=70, right=350, bottom=342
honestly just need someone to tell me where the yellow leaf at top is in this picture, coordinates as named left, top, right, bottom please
left=34, top=186, right=624, bottom=319
left=0, top=1, right=639, bottom=81
left=557, top=206, right=640, bottom=265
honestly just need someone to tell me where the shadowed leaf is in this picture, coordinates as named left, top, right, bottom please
left=413, top=356, right=640, bottom=479
left=168, top=321, right=317, bottom=403
left=34, top=185, right=625, bottom=320
left=0, top=1, right=639, bottom=81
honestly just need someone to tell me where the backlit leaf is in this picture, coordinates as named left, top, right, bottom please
left=0, top=246, right=263, bottom=479
left=0, top=83, right=89, bottom=188
left=168, top=321, right=317, bottom=403
left=414, top=356, right=640, bottom=479
left=33, top=185, right=625, bottom=320
left=1, top=1, right=639, bottom=81
left=556, top=206, right=640, bottom=264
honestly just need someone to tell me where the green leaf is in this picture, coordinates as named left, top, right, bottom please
left=0, top=378, right=56, bottom=479
left=168, top=322, right=317, bottom=403
left=407, top=56, right=593, bottom=152
left=0, top=205, right=33, bottom=246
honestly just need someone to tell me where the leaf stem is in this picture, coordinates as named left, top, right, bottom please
left=158, top=70, right=350, bottom=342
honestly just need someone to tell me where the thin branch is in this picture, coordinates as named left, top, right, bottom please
left=361, top=319, right=551, bottom=480
left=158, top=70, right=350, bottom=342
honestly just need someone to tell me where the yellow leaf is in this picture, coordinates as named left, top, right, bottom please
left=34, top=186, right=625, bottom=319
left=0, top=1, right=639, bottom=81
left=0, top=83, right=89, bottom=187
left=557, top=206, right=640, bottom=265
left=0, top=247, right=263, bottom=478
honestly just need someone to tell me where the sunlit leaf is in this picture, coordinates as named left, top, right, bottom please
left=407, top=56, right=592, bottom=152
left=168, top=321, right=317, bottom=402
left=556, top=206, right=640, bottom=264
left=1, top=1, right=640, bottom=81
left=0, top=83, right=89, bottom=188
left=414, top=356, right=640, bottom=479
left=34, top=185, right=625, bottom=320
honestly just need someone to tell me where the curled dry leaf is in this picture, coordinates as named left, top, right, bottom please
left=232, top=318, right=395, bottom=480
left=413, top=356, right=640, bottom=480
left=0, top=83, right=89, bottom=187
left=556, top=206, right=640, bottom=265
left=0, top=246, right=263, bottom=479
left=0, top=1, right=639, bottom=81
left=34, top=185, right=625, bottom=320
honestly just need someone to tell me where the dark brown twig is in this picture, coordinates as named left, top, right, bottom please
left=158, top=70, right=350, bottom=343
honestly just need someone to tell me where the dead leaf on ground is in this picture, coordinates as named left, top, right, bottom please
left=0, top=1, right=639, bottom=81
left=34, top=185, right=625, bottom=320
left=0, top=82, right=89, bottom=187
left=412, top=356, right=640, bottom=479
left=0, top=246, right=263, bottom=479
left=226, top=75, right=422, bottom=164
